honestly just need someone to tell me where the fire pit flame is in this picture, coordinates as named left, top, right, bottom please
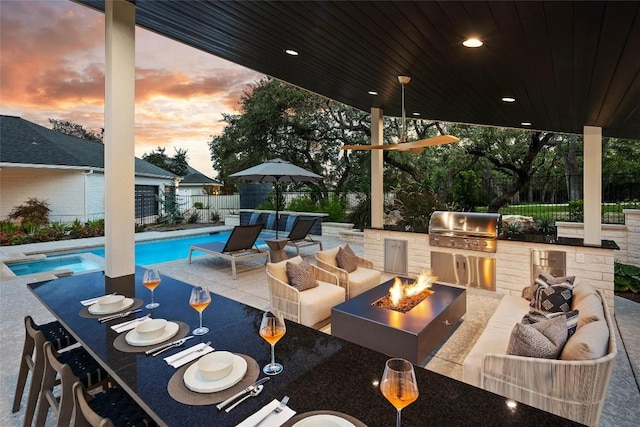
left=389, top=270, right=437, bottom=307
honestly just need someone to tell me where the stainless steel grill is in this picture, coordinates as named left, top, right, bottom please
left=428, top=211, right=501, bottom=253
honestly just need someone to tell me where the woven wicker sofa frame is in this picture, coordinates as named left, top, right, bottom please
left=479, top=289, right=617, bottom=426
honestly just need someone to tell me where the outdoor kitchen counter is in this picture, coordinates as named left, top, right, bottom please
left=498, top=234, right=619, bottom=249
left=363, top=228, right=617, bottom=312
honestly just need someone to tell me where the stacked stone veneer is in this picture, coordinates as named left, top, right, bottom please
left=363, top=229, right=616, bottom=313
left=557, top=209, right=640, bottom=269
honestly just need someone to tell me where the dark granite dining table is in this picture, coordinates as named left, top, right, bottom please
left=28, top=267, right=582, bottom=426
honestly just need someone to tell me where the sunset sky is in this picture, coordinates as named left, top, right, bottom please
left=0, top=0, right=265, bottom=178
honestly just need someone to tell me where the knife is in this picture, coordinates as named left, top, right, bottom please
left=98, top=308, right=142, bottom=323
left=145, top=336, right=194, bottom=356
left=216, top=377, right=270, bottom=410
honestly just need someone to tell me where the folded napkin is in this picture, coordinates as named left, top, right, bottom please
left=236, top=399, right=296, bottom=427
left=81, top=294, right=113, bottom=306
left=111, top=317, right=152, bottom=333
left=164, top=343, right=214, bottom=368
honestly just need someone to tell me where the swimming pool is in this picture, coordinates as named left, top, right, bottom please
left=7, top=255, right=102, bottom=276
left=88, top=231, right=272, bottom=266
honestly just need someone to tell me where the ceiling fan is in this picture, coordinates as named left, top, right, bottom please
left=342, top=76, right=459, bottom=154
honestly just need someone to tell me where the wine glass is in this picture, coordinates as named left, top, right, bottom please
left=380, top=358, right=419, bottom=427
left=189, top=286, right=211, bottom=335
left=259, top=310, right=286, bottom=375
left=142, top=269, right=161, bottom=309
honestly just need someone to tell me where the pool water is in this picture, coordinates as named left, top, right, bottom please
left=8, top=256, right=102, bottom=276
left=89, top=231, right=272, bottom=266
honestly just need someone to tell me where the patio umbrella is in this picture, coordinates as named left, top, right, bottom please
left=229, top=158, right=322, bottom=238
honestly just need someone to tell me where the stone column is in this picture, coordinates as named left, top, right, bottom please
left=583, top=126, right=602, bottom=246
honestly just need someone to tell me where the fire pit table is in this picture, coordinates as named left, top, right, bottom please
left=331, top=278, right=466, bottom=365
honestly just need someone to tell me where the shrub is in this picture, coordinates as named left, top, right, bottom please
left=193, top=202, right=205, bottom=209
left=347, top=195, right=371, bottom=231
left=568, top=200, right=584, bottom=222
left=9, top=198, right=51, bottom=226
left=185, top=209, right=200, bottom=224
left=534, top=217, right=555, bottom=234
left=288, top=196, right=317, bottom=213
left=392, top=182, right=448, bottom=232
left=502, top=221, right=524, bottom=237
left=210, top=211, right=221, bottom=223
left=614, top=262, right=640, bottom=293
left=318, top=197, right=345, bottom=222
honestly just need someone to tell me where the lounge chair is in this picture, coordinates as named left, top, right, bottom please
left=188, top=224, right=269, bottom=279
left=285, top=218, right=323, bottom=255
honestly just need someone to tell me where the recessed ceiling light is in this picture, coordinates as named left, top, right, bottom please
left=463, top=38, right=483, bottom=48
left=368, top=91, right=378, bottom=95
left=412, top=112, right=420, bottom=116
left=521, top=122, right=532, bottom=126
left=502, top=97, right=516, bottom=103
left=285, top=49, right=299, bottom=56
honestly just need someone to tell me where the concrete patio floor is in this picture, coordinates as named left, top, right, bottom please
left=1, top=229, right=638, bottom=426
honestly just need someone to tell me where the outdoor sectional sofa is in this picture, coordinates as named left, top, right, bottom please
left=462, top=282, right=617, bottom=426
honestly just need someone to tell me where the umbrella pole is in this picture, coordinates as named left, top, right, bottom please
left=275, top=179, right=280, bottom=239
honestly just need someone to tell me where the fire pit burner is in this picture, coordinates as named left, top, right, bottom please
left=373, top=288, right=434, bottom=313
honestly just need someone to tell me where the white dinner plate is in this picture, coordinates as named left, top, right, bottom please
left=124, top=321, right=180, bottom=346
left=183, top=354, right=248, bottom=393
left=293, top=414, right=355, bottom=427
left=88, top=298, right=134, bottom=315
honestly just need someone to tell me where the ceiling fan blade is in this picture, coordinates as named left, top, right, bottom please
left=342, top=135, right=459, bottom=151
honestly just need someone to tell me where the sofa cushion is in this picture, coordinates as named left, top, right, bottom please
left=531, top=271, right=574, bottom=312
left=286, top=260, right=319, bottom=291
left=347, top=267, right=381, bottom=298
left=507, top=315, right=568, bottom=359
left=560, top=319, right=609, bottom=360
left=574, top=292, right=604, bottom=330
left=572, top=282, right=598, bottom=307
left=316, top=246, right=340, bottom=268
left=521, top=309, right=579, bottom=337
left=298, top=281, right=345, bottom=327
left=267, top=255, right=303, bottom=283
left=462, top=295, right=531, bottom=387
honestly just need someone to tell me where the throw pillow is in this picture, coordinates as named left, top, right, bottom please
left=560, top=319, right=609, bottom=360
left=286, top=260, right=319, bottom=291
left=336, top=246, right=358, bottom=273
left=530, top=272, right=575, bottom=312
left=521, top=286, right=534, bottom=301
left=521, top=310, right=579, bottom=337
left=507, top=315, right=569, bottom=359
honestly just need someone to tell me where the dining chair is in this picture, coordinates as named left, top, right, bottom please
left=73, top=381, right=157, bottom=427
left=34, top=341, right=109, bottom=427
left=13, top=316, right=77, bottom=427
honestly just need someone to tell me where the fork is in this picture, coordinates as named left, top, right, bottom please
left=172, top=341, right=212, bottom=364
left=253, top=396, right=289, bottom=426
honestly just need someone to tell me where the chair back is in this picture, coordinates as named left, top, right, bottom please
left=223, top=223, right=264, bottom=252
left=72, top=382, right=114, bottom=427
left=37, top=341, right=78, bottom=426
left=287, top=218, right=317, bottom=241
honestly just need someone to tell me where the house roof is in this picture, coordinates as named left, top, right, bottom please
left=76, top=0, right=640, bottom=140
left=0, top=115, right=176, bottom=178
left=180, top=165, right=222, bottom=186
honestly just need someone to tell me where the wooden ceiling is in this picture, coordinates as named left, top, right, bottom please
left=77, top=1, right=640, bottom=139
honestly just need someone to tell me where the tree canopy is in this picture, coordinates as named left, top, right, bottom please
left=49, top=119, right=103, bottom=143
left=208, top=78, right=640, bottom=212
left=142, top=147, right=189, bottom=177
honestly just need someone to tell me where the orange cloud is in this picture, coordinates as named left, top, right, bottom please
left=1, top=0, right=264, bottom=178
